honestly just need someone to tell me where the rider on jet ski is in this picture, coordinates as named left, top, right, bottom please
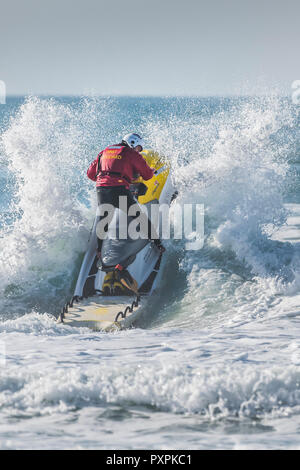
left=87, top=133, right=165, bottom=261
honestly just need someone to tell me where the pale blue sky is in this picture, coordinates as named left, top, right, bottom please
left=0, top=0, right=299, bottom=96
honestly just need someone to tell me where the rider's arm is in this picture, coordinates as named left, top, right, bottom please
left=87, top=151, right=103, bottom=181
left=87, top=158, right=98, bottom=181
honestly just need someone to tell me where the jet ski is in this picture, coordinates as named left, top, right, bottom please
left=58, top=149, right=175, bottom=332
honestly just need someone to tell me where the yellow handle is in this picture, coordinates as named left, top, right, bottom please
left=131, top=176, right=144, bottom=184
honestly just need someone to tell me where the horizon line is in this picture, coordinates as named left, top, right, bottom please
left=4, top=92, right=290, bottom=99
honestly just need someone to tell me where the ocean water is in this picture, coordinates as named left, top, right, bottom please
left=0, top=95, right=299, bottom=449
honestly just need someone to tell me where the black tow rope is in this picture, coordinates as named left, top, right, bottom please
left=60, top=295, right=81, bottom=321
left=114, top=295, right=140, bottom=323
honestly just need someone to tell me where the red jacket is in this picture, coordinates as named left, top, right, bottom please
left=87, top=144, right=154, bottom=189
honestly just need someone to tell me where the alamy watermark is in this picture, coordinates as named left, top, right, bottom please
left=0, top=80, right=6, bottom=104
left=96, top=199, right=205, bottom=251
left=292, top=80, right=300, bottom=105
